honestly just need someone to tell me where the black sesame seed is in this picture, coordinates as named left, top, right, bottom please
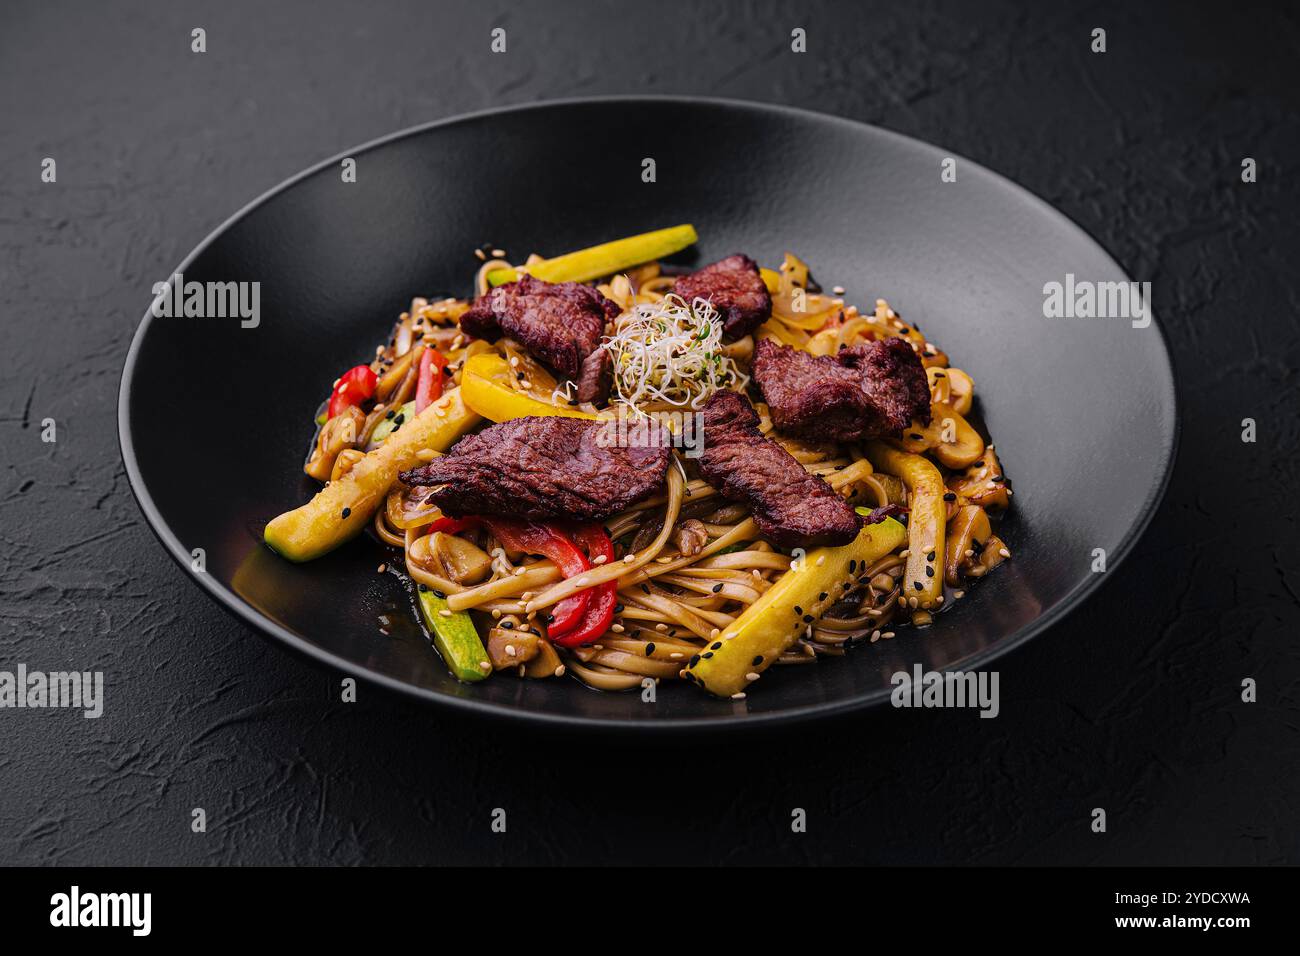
left=640, top=584, right=650, bottom=594
left=385, top=410, right=396, bottom=420
left=689, top=654, right=700, bottom=667
left=943, top=492, right=956, bottom=502
left=974, top=460, right=985, bottom=468
left=794, top=605, right=803, bottom=615
left=927, top=551, right=936, bottom=561
left=711, top=642, right=722, bottom=650
left=500, top=620, right=515, bottom=629
left=614, top=604, right=624, bottom=613
left=752, top=655, right=764, bottom=666
left=849, top=560, right=857, bottom=573
left=992, top=475, right=1005, bottom=483
left=925, top=566, right=935, bottom=577
left=527, top=628, right=539, bottom=636
left=914, top=581, right=924, bottom=590
left=818, top=592, right=827, bottom=601
left=341, top=507, right=352, bottom=519
left=433, top=590, right=446, bottom=599
left=417, top=583, right=428, bottom=592
left=802, top=615, right=814, bottom=623
left=703, top=651, right=714, bottom=659
left=711, top=583, right=723, bottom=593
left=645, top=642, right=655, bottom=655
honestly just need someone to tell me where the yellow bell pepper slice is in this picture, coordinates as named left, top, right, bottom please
left=264, top=387, right=480, bottom=562
left=460, top=353, right=599, bottom=423
left=865, top=442, right=946, bottom=608
left=685, top=518, right=907, bottom=698
left=486, top=224, right=698, bottom=287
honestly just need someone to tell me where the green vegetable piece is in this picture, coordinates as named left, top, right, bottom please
left=368, top=399, right=416, bottom=447
left=418, top=590, right=490, bottom=683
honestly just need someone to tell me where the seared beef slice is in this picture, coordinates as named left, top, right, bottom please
left=459, top=275, right=619, bottom=381
left=400, top=416, right=668, bottom=522
left=751, top=337, right=931, bottom=442
left=698, top=391, right=861, bottom=549
left=672, top=255, right=771, bottom=339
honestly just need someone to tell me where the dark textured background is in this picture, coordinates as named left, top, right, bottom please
left=1, top=0, right=1297, bottom=865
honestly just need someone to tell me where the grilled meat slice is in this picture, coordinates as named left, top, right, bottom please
left=671, top=254, right=771, bottom=339
left=399, top=416, right=668, bottom=522
left=697, top=391, right=861, bottom=549
left=574, top=348, right=612, bottom=405
left=459, top=275, right=619, bottom=381
left=751, top=337, right=931, bottom=442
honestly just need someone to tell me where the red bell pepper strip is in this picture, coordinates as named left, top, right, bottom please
left=327, top=364, right=378, bottom=419
left=550, top=523, right=618, bottom=648
left=423, top=515, right=480, bottom=536
left=480, top=518, right=591, bottom=634
left=414, top=348, right=449, bottom=414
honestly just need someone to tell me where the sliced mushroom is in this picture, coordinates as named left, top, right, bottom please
left=893, top=401, right=985, bottom=469
left=946, top=445, right=1010, bottom=510
left=944, top=504, right=992, bottom=586
left=304, top=405, right=366, bottom=481
left=329, top=448, right=366, bottom=483
left=522, top=638, right=564, bottom=678
left=431, top=532, right=493, bottom=585
left=674, top=518, right=709, bottom=557
left=487, top=626, right=541, bottom=670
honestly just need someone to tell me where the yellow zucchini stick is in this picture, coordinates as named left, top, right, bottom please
left=685, top=518, right=907, bottom=698
left=264, top=388, right=480, bottom=562
left=865, top=442, right=945, bottom=609
left=486, top=224, right=698, bottom=287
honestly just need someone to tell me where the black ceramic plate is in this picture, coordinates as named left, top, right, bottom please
left=119, top=97, right=1177, bottom=730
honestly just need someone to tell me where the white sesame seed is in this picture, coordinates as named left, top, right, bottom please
left=731, top=692, right=747, bottom=700
left=610, top=623, right=625, bottom=633
left=505, top=645, right=517, bottom=657
left=592, top=555, right=607, bottom=565
left=655, top=623, right=667, bottom=632
left=377, top=563, right=386, bottom=573
left=670, top=653, right=684, bottom=659
left=623, top=554, right=635, bottom=563
left=745, top=673, right=760, bottom=682
left=439, top=609, right=452, bottom=617
left=479, top=660, right=490, bottom=669
left=998, top=548, right=1011, bottom=558
left=710, top=628, right=720, bottom=639
left=554, top=665, right=565, bottom=677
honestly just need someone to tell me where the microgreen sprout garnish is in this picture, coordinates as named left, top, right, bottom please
left=601, top=293, right=749, bottom=414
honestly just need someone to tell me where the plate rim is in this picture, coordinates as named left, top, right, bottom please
left=117, top=94, right=1181, bottom=732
